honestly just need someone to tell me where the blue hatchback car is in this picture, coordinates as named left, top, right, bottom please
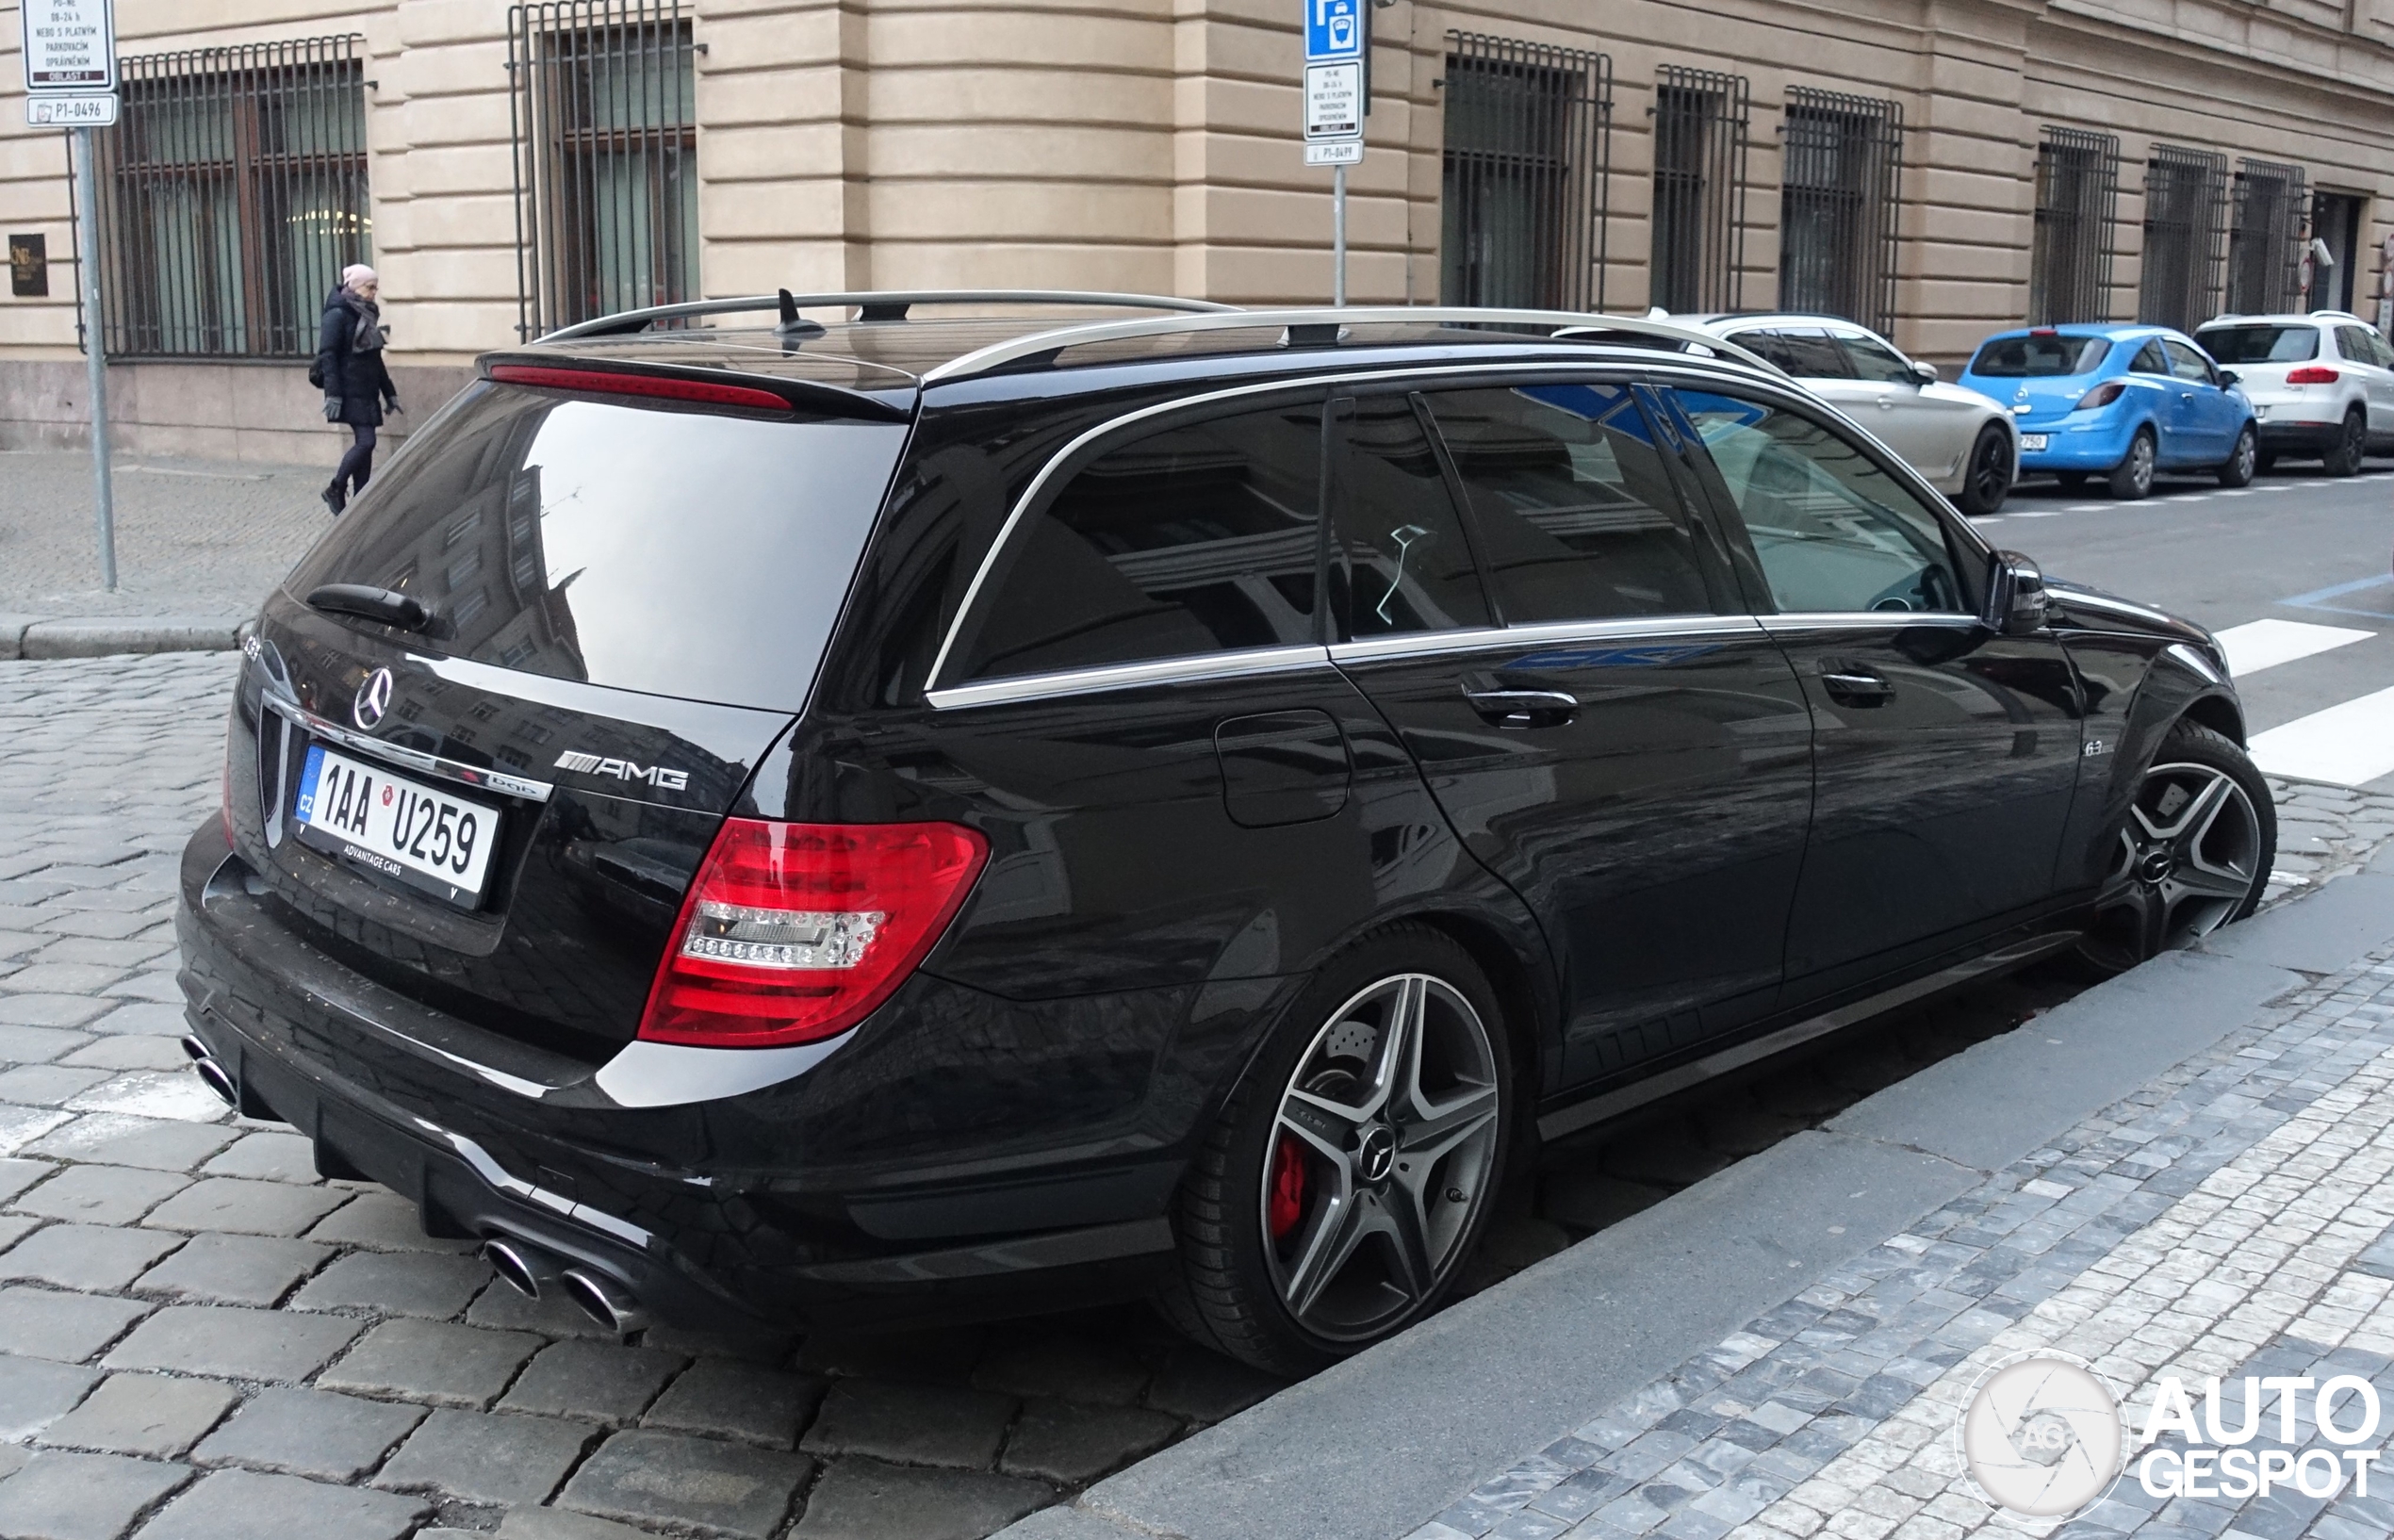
left=1957, top=324, right=2258, bottom=499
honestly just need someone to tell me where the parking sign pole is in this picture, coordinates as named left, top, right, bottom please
left=1333, top=164, right=1348, bottom=306
left=70, top=123, right=115, bottom=590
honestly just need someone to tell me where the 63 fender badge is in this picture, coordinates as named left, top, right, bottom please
left=555, top=751, right=691, bottom=792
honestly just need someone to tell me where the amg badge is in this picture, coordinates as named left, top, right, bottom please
left=555, top=751, right=691, bottom=791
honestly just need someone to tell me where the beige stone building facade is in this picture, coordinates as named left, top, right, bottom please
left=4, top=0, right=2393, bottom=466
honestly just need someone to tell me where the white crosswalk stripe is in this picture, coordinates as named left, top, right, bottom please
left=2250, top=684, right=2394, bottom=787
left=2214, top=617, right=2375, bottom=676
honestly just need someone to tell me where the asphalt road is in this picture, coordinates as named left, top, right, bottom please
left=1974, top=464, right=2394, bottom=778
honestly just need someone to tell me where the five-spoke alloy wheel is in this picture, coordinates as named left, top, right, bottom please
left=1161, top=927, right=1512, bottom=1373
left=2081, top=723, right=2274, bottom=974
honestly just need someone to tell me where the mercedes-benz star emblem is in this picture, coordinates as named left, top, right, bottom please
left=1356, top=1125, right=1397, bottom=1184
left=353, top=667, right=395, bottom=730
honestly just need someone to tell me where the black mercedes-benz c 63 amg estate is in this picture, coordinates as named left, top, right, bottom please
left=178, top=294, right=2273, bottom=1372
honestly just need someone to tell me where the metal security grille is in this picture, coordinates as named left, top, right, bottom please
left=88, top=38, right=370, bottom=359
left=1778, top=87, right=1901, bottom=333
left=1650, top=67, right=1750, bottom=314
left=2030, top=128, right=2118, bottom=324
left=509, top=1, right=697, bottom=339
left=2227, top=158, right=2306, bottom=316
left=1440, top=32, right=1614, bottom=311
left=2139, top=145, right=2229, bottom=333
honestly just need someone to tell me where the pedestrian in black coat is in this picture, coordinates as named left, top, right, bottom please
left=313, top=264, right=400, bottom=514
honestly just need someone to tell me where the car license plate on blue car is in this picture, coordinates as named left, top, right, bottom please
left=2020, top=434, right=2049, bottom=451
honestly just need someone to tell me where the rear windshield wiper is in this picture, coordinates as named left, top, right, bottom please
left=306, top=583, right=434, bottom=633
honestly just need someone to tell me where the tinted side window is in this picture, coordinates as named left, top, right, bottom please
left=1665, top=389, right=1969, bottom=614
left=1422, top=383, right=1717, bottom=623
left=954, top=401, right=1322, bottom=682
left=2336, top=325, right=2379, bottom=365
left=1840, top=334, right=1915, bottom=385
left=1734, top=328, right=1850, bottom=379
left=1334, top=395, right=1491, bottom=639
left=2164, top=339, right=2214, bottom=384
left=2131, top=341, right=2171, bottom=375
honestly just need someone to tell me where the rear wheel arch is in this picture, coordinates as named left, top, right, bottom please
left=1404, top=909, right=1554, bottom=1126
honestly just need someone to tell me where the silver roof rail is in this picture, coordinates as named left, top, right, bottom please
left=919, top=305, right=1778, bottom=384
left=538, top=289, right=1240, bottom=344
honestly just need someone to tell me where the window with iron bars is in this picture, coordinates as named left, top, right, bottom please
left=84, top=37, right=370, bottom=359
left=2227, top=159, right=2306, bottom=316
left=1439, top=32, right=1613, bottom=311
left=2030, top=128, right=2118, bottom=325
left=1778, top=87, right=1901, bottom=334
left=1650, top=67, right=1750, bottom=315
left=2139, top=145, right=2229, bottom=334
left=509, top=0, right=698, bottom=339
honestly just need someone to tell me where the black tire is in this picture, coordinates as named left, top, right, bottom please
left=1956, top=424, right=2013, bottom=516
left=2054, top=471, right=2090, bottom=493
left=1157, top=925, right=1516, bottom=1375
left=2324, top=409, right=2367, bottom=477
left=2107, top=428, right=2156, bottom=500
left=2217, top=423, right=2257, bottom=488
left=2076, top=720, right=2275, bottom=977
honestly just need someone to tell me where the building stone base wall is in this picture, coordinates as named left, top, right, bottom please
left=0, top=362, right=478, bottom=467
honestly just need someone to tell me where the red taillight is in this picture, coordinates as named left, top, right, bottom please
left=2287, top=367, right=2339, bottom=385
left=637, top=819, right=989, bottom=1049
left=2074, top=380, right=2127, bottom=411
left=487, top=364, right=792, bottom=415
left=2030, top=327, right=2059, bottom=336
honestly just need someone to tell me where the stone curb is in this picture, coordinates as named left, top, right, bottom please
left=0, top=613, right=253, bottom=661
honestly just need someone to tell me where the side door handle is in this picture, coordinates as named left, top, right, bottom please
left=1462, top=688, right=1579, bottom=729
left=1817, top=663, right=1894, bottom=706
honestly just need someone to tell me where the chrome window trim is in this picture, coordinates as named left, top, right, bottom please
left=1757, top=611, right=1979, bottom=633
left=1330, top=614, right=1764, bottom=665
left=261, top=694, right=555, bottom=803
left=923, top=358, right=1791, bottom=694
left=926, top=645, right=1334, bottom=712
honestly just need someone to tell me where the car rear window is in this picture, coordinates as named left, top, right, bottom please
left=1967, top=336, right=2111, bottom=377
left=287, top=381, right=909, bottom=712
left=2196, top=324, right=2319, bottom=364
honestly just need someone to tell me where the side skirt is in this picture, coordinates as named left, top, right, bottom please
left=1533, top=929, right=2082, bottom=1142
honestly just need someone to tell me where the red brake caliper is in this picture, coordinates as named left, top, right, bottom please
left=1268, top=1132, right=1306, bottom=1239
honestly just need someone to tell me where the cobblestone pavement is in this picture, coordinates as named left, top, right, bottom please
left=0, top=452, right=327, bottom=621
left=1414, top=945, right=2394, bottom=1540
left=6, top=652, right=2391, bottom=1540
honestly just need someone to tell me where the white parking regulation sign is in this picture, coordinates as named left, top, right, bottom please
left=1304, top=61, right=1362, bottom=140
left=26, top=93, right=117, bottom=127
left=20, top=0, right=118, bottom=92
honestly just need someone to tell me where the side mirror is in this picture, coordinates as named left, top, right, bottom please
left=2218, top=369, right=2240, bottom=388
left=1985, top=551, right=2049, bottom=635
left=1911, top=360, right=1940, bottom=385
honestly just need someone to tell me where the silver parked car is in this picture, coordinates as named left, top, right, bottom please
left=1678, top=314, right=2021, bottom=516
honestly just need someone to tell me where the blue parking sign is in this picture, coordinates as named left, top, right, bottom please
left=1304, top=0, right=1363, bottom=60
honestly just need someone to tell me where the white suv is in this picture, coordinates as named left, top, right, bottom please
left=2193, top=311, right=2394, bottom=476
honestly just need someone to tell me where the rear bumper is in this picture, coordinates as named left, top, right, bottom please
left=176, top=822, right=1205, bottom=1328
left=2255, top=420, right=2346, bottom=454
left=2016, top=416, right=2137, bottom=472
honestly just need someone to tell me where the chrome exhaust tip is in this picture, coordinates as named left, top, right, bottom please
left=560, top=1268, right=650, bottom=1335
left=484, top=1237, right=562, bottom=1301
left=178, top=1035, right=210, bottom=1064
left=190, top=1056, right=239, bottom=1110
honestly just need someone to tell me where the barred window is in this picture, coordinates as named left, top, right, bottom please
left=1439, top=32, right=1614, bottom=311
left=2030, top=128, right=2118, bottom=325
left=2139, top=145, right=2229, bottom=334
left=1650, top=67, right=1750, bottom=314
left=89, top=38, right=370, bottom=359
left=2227, top=159, right=2306, bottom=316
left=509, top=0, right=698, bottom=338
left=1778, top=88, right=1901, bottom=334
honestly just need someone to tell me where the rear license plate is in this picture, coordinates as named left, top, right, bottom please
left=294, top=743, right=500, bottom=907
left=2020, top=434, right=2050, bottom=451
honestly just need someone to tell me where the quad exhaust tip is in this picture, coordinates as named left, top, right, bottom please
left=483, top=1238, right=650, bottom=1335
left=182, top=1039, right=240, bottom=1110
left=561, top=1268, right=651, bottom=1336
